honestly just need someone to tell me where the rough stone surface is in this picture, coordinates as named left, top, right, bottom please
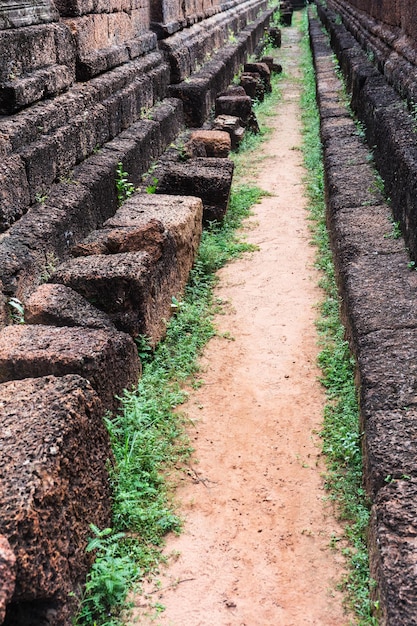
left=310, top=11, right=417, bottom=625
left=52, top=194, right=202, bottom=343
left=188, top=130, right=231, bottom=157
left=338, top=253, right=417, bottom=349
left=243, top=61, right=271, bottom=92
left=104, top=193, right=203, bottom=287
left=325, top=162, right=384, bottom=213
left=370, top=480, right=417, bottom=625
left=0, top=324, right=140, bottom=410
left=152, top=157, right=234, bottom=223
left=0, top=375, right=111, bottom=625
left=0, top=156, right=30, bottom=232
left=212, top=113, right=245, bottom=149
left=362, top=408, right=417, bottom=497
left=25, top=283, right=115, bottom=330
left=71, top=219, right=165, bottom=259
left=51, top=251, right=170, bottom=344
left=0, top=536, right=16, bottom=624
left=240, top=71, right=264, bottom=100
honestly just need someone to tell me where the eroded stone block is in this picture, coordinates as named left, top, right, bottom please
left=0, top=156, right=30, bottom=232
left=152, top=157, right=234, bottom=222
left=50, top=251, right=169, bottom=343
left=71, top=219, right=165, bottom=259
left=188, top=130, right=231, bottom=157
left=370, top=480, right=417, bottom=625
left=0, top=375, right=112, bottom=625
left=0, top=324, right=140, bottom=409
left=105, top=193, right=203, bottom=286
left=25, top=283, right=115, bottom=330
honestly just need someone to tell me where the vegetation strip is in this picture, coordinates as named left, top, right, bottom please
left=300, top=10, right=377, bottom=624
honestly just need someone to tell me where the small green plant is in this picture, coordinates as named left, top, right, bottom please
left=146, top=177, right=159, bottom=194
left=140, top=106, right=153, bottom=120
left=8, top=297, right=25, bottom=324
left=384, top=219, right=401, bottom=240
left=366, top=49, right=375, bottom=63
left=35, top=192, right=48, bottom=204
left=408, top=260, right=417, bottom=270
left=73, top=525, right=140, bottom=626
left=116, top=162, right=135, bottom=206
left=227, top=28, right=237, bottom=44
left=40, top=252, right=60, bottom=283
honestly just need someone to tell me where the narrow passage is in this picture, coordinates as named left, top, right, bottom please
left=133, top=20, right=348, bottom=626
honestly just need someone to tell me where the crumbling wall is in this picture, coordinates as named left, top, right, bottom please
left=0, top=0, right=277, bottom=622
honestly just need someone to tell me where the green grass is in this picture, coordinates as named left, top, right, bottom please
left=299, top=10, right=378, bottom=625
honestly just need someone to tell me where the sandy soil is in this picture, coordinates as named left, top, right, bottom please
left=131, top=22, right=349, bottom=626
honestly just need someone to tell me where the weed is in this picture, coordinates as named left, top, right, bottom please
left=146, top=177, right=159, bottom=194
left=300, top=11, right=376, bottom=624
left=35, top=192, right=48, bottom=204
left=72, top=525, right=140, bottom=626
left=40, top=252, right=60, bottom=283
left=8, top=297, right=25, bottom=324
left=140, top=106, right=153, bottom=120
left=59, top=172, right=77, bottom=185
left=227, top=28, right=237, bottom=44
left=116, top=162, right=135, bottom=206
left=384, top=218, right=401, bottom=240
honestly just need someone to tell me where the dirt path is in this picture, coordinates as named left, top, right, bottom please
left=132, top=21, right=349, bottom=626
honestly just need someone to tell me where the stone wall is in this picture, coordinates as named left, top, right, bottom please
left=0, top=0, right=276, bottom=622
left=311, top=3, right=417, bottom=623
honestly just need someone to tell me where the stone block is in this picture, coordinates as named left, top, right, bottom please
left=240, top=71, right=264, bottom=101
left=336, top=252, right=417, bottom=349
left=150, top=97, right=184, bottom=153
left=243, top=62, right=271, bottom=93
left=0, top=375, right=112, bottom=625
left=19, top=135, right=59, bottom=203
left=363, top=408, right=417, bottom=497
left=0, top=64, right=73, bottom=114
left=369, top=480, right=417, bottom=625
left=215, top=94, right=257, bottom=130
left=0, top=325, right=140, bottom=410
left=105, top=193, right=203, bottom=285
left=0, top=156, right=30, bottom=232
left=358, top=328, right=417, bottom=414
left=0, top=24, right=57, bottom=83
left=0, top=0, right=58, bottom=28
left=267, top=26, right=281, bottom=47
left=54, top=0, right=95, bottom=17
left=25, top=283, right=115, bottom=330
left=188, top=130, right=231, bottom=157
left=51, top=194, right=202, bottom=343
left=50, top=251, right=166, bottom=343
left=71, top=219, right=165, bottom=260
left=212, top=113, right=245, bottom=149
left=325, top=162, right=384, bottom=213
left=153, top=157, right=234, bottom=223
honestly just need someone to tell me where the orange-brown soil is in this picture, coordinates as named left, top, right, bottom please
left=131, top=22, right=349, bottom=626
